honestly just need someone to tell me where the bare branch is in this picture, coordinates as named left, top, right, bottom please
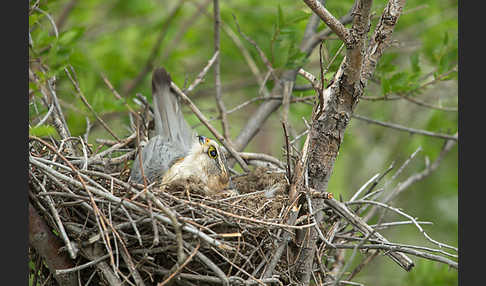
left=65, top=66, right=122, bottom=142
left=29, top=202, right=77, bottom=286
left=169, top=81, right=250, bottom=172
left=362, top=0, right=407, bottom=82
left=324, top=198, right=415, bottom=271
left=185, top=51, right=220, bottom=93
left=302, top=0, right=352, bottom=45
left=121, top=2, right=184, bottom=96
left=352, top=114, right=458, bottom=141
left=213, top=0, right=231, bottom=141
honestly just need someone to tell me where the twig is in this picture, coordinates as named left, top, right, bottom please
left=324, top=198, right=414, bottom=271
left=64, top=66, right=122, bottom=142
left=302, top=0, right=352, bottom=45
left=387, top=138, right=457, bottom=203
left=363, top=137, right=457, bottom=221
left=30, top=156, right=233, bottom=251
left=34, top=103, right=55, bottom=127
left=352, top=114, right=458, bottom=141
left=281, top=122, right=292, bottom=181
left=396, top=92, right=458, bottom=112
left=55, top=254, right=111, bottom=275
left=213, top=0, right=231, bottom=141
left=185, top=51, right=220, bottom=93
left=348, top=200, right=457, bottom=252
left=34, top=7, right=59, bottom=38
left=334, top=244, right=457, bottom=269
left=238, top=152, right=285, bottom=170
left=161, top=192, right=315, bottom=230
left=31, top=175, right=78, bottom=260
left=333, top=230, right=376, bottom=286
left=157, top=244, right=200, bottom=286
left=122, top=2, right=183, bottom=96
left=169, top=81, right=250, bottom=172
left=211, top=247, right=266, bottom=286
left=119, top=245, right=145, bottom=286
left=232, top=14, right=277, bottom=83
left=349, top=173, right=380, bottom=202
left=220, top=22, right=270, bottom=97
left=334, top=234, right=457, bottom=259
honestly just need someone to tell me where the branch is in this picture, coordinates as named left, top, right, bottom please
left=302, top=0, right=352, bottom=45
left=334, top=244, right=457, bottom=269
left=29, top=201, right=77, bottom=286
left=213, top=0, right=231, bottom=141
left=352, top=114, right=458, bottom=141
left=185, top=51, right=220, bottom=93
left=169, top=82, right=250, bottom=172
left=65, top=66, right=122, bottom=142
left=121, top=2, right=184, bottom=96
left=362, top=0, right=407, bottom=82
left=324, top=198, right=415, bottom=271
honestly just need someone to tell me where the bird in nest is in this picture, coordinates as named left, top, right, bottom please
left=129, top=68, right=232, bottom=193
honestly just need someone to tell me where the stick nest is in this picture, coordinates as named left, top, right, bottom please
left=29, top=135, right=306, bottom=285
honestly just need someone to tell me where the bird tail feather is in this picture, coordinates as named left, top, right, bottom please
left=151, top=68, right=193, bottom=150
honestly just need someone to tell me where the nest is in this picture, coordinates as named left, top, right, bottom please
left=28, top=134, right=314, bottom=285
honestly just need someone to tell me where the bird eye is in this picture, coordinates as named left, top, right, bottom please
left=198, top=136, right=205, bottom=144
left=208, top=146, right=218, bottom=159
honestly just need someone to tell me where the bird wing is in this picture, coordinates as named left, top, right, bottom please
left=130, top=68, right=194, bottom=184
left=130, top=136, right=187, bottom=183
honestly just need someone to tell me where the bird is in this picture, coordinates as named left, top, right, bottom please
left=129, top=67, right=232, bottom=193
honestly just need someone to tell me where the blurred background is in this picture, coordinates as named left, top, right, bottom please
left=29, top=0, right=458, bottom=285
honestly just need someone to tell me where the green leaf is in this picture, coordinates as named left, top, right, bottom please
left=381, top=77, right=391, bottom=95
left=438, top=55, right=450, bottom=75
left=29, top=125, right=57, bottom=137
left=443, top=32, right=449, bottom=46
left=58, top=27, right=85, bottom=47
left=286, top=49, right=308, bottom=69
left=277, top=4, right=285, bottom=28
left=388, top=72, right=408, bottom=92
left=410, top=53, right=421, bottom=73
left=288, top=11, right=310, bottom=24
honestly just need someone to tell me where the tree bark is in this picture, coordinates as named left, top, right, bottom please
left=29, top=201, right=77, bottom=286
left=295, top=0, right=407, bottom=284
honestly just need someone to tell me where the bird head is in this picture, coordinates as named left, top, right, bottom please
left=191, top=135, right=231, bottom=191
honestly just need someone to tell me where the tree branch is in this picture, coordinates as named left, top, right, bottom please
left=302, top=0, right=352, bottom=45
left=29, top=201, right=77, bottom=286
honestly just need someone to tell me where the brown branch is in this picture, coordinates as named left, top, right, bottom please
left=157, top=244, right=200, bottom=286
left=64, top=66, right=122, bottom=142
left=29, top=201, right=77, bottom=286
left=232, top=5, right=355, bottom=155
left=302, top=0, right=352, bottom=45
left=362, top=0, right=407, bottom=82
left=295, top=1, right=413, bottom=282
left=213, top=0, right=231, bottom=141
